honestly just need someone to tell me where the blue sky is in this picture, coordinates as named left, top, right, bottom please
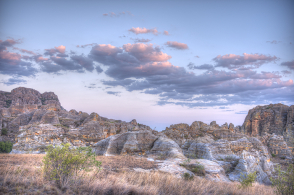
left=1, top=0, right=294, bottom=130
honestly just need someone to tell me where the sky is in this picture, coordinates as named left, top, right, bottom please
left=0, top=0, right=294, bottom=131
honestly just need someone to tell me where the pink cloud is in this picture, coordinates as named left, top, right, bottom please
left=128, top=27, right=158, bottom=35
left=0, top=51, right=21, bottom=61
left=35, top=55, right=49, bottom=62
left=55, top=45, right=66, bottom=53
left=165, top=41, right=188, bottom=50
left=214, top=53, right=278, bottom=69
left=123, top=43, right=171, bottom=62
left=134, top=62, right=180, bottom=75
left=163, top=31, right=169, bottom=35
left=0, top=38, right=22, bottom=51
left=13, top=47, right=36, bottom=55
left=92, top=44, right=123, bottom=55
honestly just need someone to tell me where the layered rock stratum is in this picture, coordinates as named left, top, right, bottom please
left=0, top=87, right=293, bottom=184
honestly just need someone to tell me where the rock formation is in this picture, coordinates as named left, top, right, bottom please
left=1, top=87, right=293, bottom=184
left=242, top=103, right=294, bottom=154
left=92, top=130, right=185, bottom=159
left=0, top=87, right=151, bottom=153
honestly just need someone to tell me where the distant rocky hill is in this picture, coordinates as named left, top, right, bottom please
left=0, top=87, right=151, bottom=150
left=0, top=87, right=293, bottom=184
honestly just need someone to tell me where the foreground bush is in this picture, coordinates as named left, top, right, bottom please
left=239, top=171, right=257, bottom=188
left=0, top=141, right=13, bottom=153
left=271, top=164, right=294, bottom=195
left=42, top=143, right=102, bottom=188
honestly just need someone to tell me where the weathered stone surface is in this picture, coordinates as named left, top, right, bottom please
left=151, top=136, right=185, bottom=159
left=194, top=159, right=231, bottom=182
left=11, top=124, right=89, bottom=154
left=181, top=136, right=274, bottom=184
left=92, top=130, right=185, bottom=159
left=162, top=121, right=246, bottom=148
left=266, top=134, right=292, bottom=159
left=228, top=151, right=273, bottom=185
left=40, top=111, right=60, bottom=125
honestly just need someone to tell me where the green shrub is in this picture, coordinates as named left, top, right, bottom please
left=42, top=143, right=102, bottom=189
left=270, top=164, right=294, bottom=195
left=183, top=172, right=194, bottom=180
left=191, top=163, right=205, bottom=176
left=0, top=141, right=13, bottom=153
left=239, top=171, right=257, bottom=188
left=1, top=128, right=8, bottom=136
left=272, top=153, right=277, bottom=157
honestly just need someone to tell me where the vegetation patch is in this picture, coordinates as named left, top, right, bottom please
left=5, top=100, right=12, bottom=108
left=0, top=141, right=13, bottom=153
left=43, top=143, right=102, bottom=189
left=0, top=154, right=276, bottom=195
left=180, top=161, right=206, bottom=176
left=271, top=164, right=294, bottom=195
left=239, top=171, right=257, bottom=188
left=1, top=128, right=8, bottom=136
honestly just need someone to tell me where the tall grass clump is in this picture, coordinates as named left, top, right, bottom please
left=271, top=164, right=294, bottom=195
left=42, top=143, right=102, bottom=189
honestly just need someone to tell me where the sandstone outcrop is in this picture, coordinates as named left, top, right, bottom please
left=242, top=103, right=294, bottom=154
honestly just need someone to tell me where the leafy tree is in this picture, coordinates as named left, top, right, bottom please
left=42, top=143, right=102, bottom=188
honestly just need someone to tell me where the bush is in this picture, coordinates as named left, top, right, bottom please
left=42, top=143, right=102, bottom=189
left=0, top=141, right=13, bottom=153
left=1, top=128, right=8, bottom=136
left=191, top=163, right=205, bottom=176
left=270, top=164, right=294, bottom=195
left=239, top=171, right=257, bottom=188
left=183, top=172, right=194, bottom=180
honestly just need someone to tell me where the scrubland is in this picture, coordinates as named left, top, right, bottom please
left=0, top=154, right=275, bottom=195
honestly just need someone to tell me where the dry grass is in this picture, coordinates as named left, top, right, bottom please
left=0, top=154, right=276, bottom=195
left=96, top=155, right=157, bottom=170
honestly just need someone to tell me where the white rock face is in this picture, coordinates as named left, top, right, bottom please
left=194, top=159, right=231, bottom=182
left=92, top=130, right=185, bottom=159
left=228, top=151, right=273, bottom=185
left=181, top=137, right=274, bottom=184
left=151, top=136, right=186, bottom=159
